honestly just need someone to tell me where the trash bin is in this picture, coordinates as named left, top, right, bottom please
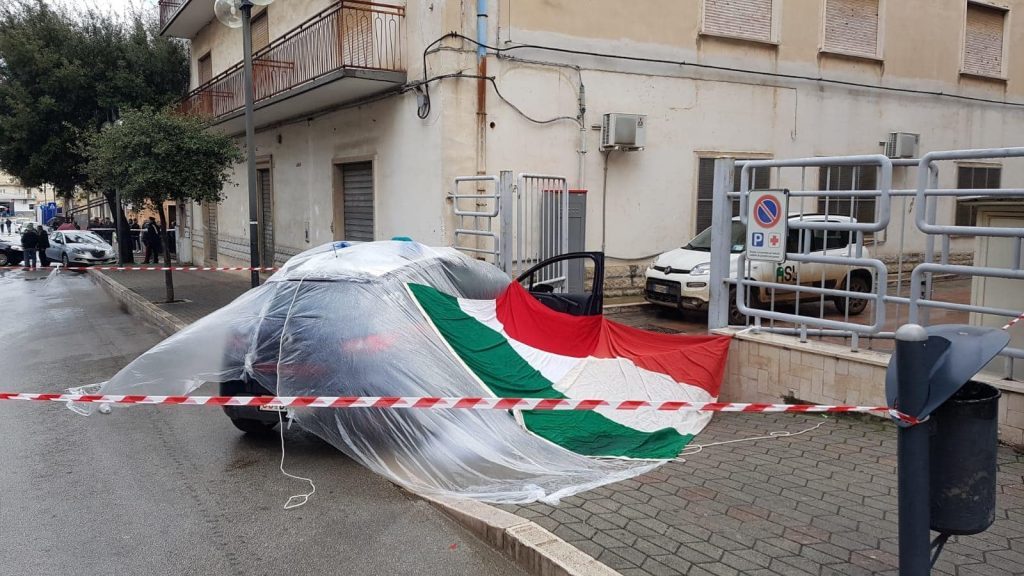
left=929, top=380, right=1001, bottom=535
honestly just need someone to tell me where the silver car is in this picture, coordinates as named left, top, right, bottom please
left=46, top=230, right=116, bottom=267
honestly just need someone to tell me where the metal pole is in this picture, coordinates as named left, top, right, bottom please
left=708, top=158, right=735, bottom=330
left=895, top=323, right=931, bottom=576
left=115, top=188, right=124, bottom=267
left=241, top=0, right=260, bottom=288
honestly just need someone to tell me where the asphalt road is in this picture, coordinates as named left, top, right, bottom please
left=0, top=267, right=525, bottom=576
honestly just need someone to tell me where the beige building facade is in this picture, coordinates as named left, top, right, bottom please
left=160, top=0, right=1024, bottom=275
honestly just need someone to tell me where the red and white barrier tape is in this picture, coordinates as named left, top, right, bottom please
left=0, top=393, right=922, bottom=424
left=1002, top=311, right=1024, bottom=331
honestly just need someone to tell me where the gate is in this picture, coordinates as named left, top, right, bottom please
left=450, top=171, right=569, bottom=287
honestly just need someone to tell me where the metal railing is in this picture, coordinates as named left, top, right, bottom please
left=177, top=1, right=405, bottom=120
left=708, top=148, right=1024, bottom=378
left=158, top=0, right=183, bottom=30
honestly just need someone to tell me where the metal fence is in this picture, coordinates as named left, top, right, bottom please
left=449, top=171, right=570, bottom=286
left=177, top=1, right=405, bottom=120
left=708, top=148, right=1024, bottom=378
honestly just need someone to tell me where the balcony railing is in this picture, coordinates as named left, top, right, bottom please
left=159, top=0, right=183, bottom=30
left=176, top=1, right=405, bottom=121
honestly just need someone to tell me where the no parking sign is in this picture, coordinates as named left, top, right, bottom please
left=746, top=189, right=789, bottom=263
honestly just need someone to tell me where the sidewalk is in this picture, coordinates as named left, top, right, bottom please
left=91, top=269, right=1024, bottom=575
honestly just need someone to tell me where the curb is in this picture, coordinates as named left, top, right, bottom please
left=87, top=270, right=187, bottom=337
left=91, top=269, right=618, bottom=576
left=417, top=493, right=621, bottom=576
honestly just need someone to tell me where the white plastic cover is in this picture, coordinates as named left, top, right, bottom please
left=95, top=241, right=662, bottom=503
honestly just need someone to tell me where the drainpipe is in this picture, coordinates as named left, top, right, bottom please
left=577, top=79, right=587, bottom=190
left=476, top=0, right=488, bottom=179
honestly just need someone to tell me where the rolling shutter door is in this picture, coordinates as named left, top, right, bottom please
left=342, top=162, right=374, bottom=242
left=823, top=0, right=879, bottom=58
left=703, top=0, right=773, bottom=42
left=203, top=201, right=218, bottom=263
left=257, top=168, right=274, bottom=267
left=964, top=3, right=1005, bottom=77
left=252, top=12, right=270, bottom=51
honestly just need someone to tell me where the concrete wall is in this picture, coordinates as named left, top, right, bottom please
left=716, top=329, right=1024, bottom=447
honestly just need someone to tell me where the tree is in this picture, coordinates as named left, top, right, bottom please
left=86, top=108, right=243, bottom=302
left=0, top=0, right=189, bottom=261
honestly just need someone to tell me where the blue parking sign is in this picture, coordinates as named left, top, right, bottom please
left=752, top=232, right=765, bottom=247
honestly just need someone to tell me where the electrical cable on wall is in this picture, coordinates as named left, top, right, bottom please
left=425, top=32, right=1024, bottom=109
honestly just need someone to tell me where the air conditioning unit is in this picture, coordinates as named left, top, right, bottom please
left=601, top=113, right=647, bottom=151
left=885, top=132, right=920, bottom=159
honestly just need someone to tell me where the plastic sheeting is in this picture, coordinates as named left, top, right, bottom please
left=95, top=241, right=664, bottom=504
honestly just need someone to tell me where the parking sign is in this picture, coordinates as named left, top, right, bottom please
left=746, top=189, right=789, bottom=262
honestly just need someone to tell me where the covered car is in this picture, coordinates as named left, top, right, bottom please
left=93, top=241, right=729, bottom=504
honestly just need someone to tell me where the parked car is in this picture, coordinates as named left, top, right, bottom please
left=645, top=215, right=874, bottom=323
left=221, top=250, right=606, bottom=436
left=45, top=230, right=116, bottom=267
left=0, top=239, right=23, bottom=266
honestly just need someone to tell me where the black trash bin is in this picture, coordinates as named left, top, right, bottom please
left=929, top=380, right=1001, bottom=535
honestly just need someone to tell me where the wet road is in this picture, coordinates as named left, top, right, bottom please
left=0, top=268, right=524, bottom=576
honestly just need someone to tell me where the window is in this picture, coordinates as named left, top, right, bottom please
left=956, top=165, right=1001, bottom=226
left=823, top=0, right=881, bottom=59
left=702, top=0, right=775, bottom=43
left=695, top=157, right=771, bottom=233
left=963, top=2, right=1007, bottom=78
left=817, top=165, right=878, bottom=227
left=252, top=11, right=269, bottom=52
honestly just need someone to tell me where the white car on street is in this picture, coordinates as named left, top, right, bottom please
left=644, top=215, right=874, bottom=323
left=46, top=230, right=116, bottom=267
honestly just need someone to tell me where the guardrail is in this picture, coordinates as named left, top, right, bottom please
left=708, top=148, right=1024, bottom=377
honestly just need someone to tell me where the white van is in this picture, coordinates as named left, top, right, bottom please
left=644, top=215, right=874, bottom=322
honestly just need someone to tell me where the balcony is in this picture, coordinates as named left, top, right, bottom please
left=176, top=1, right=406, bottom=134
left=158, top=0, right=209, bottom=39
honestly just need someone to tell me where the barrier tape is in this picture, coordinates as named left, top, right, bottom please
left=1002, top=311, right=1024, bottom=331
left=0, top=393, right=923, bottom=424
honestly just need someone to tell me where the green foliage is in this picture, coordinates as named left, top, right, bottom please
left=0, top=0, right=189, bottom=197
left=86, top=108, right=243, bottom=209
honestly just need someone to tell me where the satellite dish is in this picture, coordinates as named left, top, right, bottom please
left=214, top=0, right=243, bottom=28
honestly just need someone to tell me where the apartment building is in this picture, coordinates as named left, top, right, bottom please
left=159, top=0, right=1024, bottom=276
left=0, top=171, right=41, bottom=217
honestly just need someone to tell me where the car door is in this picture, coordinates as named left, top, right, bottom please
left=772, top=228, right=825, bottom=302
left=47, top=233, right=64, bottom=261
left=516, top=252, right=605, bottom=316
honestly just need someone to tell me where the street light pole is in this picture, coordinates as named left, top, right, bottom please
left=241, top=0, right=260, bottom=288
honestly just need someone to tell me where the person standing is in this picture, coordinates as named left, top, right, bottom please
left=20, top=223, right=39, bottom=269
left=142, top=217, right=162, bottom=264
left=57, top=218, right=75, bottom=231
left=36, top=226, right=51, bottom=267
left=129, top=219, right=141, bottom=252
left=3, top=218, right=11, bottom=234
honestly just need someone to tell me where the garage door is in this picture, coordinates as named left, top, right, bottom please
left=341, top=162, right=374, bottom=242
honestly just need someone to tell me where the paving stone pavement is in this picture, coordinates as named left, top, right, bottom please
left=501, top=413, right=1024, bottom=576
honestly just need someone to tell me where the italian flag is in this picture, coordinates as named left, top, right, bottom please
left=408, top=282, right=732, bottom=460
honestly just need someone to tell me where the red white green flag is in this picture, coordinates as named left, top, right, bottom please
left=408, top=282, right=732, bottom=460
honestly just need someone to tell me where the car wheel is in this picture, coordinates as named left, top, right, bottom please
left=61, top=254, right=70, bottom=268
left=0, top=252, right=8, bottom=266
left=834, top=274, right=871, bottom=316
left=726, top=287, right=759, bottom=326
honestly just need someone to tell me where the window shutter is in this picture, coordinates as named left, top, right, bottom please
left=964, top=3, right=1005, bottom=77
left=703, top=0, right=773, bottom=42
left=252, top=12, right=270, bottom=52
left=823, top=0, right=879, bottom=58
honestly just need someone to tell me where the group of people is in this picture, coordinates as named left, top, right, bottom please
left=18, top=223, right=50, bottom=269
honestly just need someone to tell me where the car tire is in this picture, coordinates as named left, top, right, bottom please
left=834, top=274, right=871, bottom=316
left=61, top=254, right=70, bottom=268
left=727, top=287, right=760, bottom=326
left=0, top=252, right=8, bottom=266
